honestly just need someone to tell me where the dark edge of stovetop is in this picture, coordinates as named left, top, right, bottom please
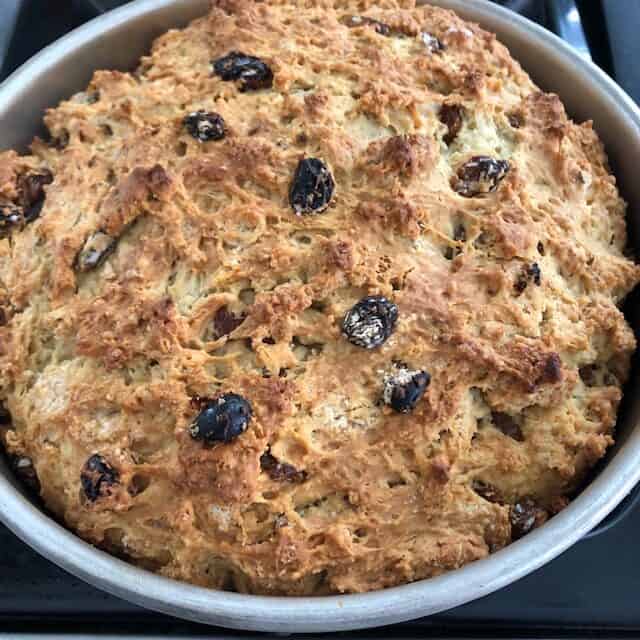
left=4, top=620, right=640, bottom=638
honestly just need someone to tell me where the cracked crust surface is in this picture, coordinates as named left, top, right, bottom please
left=0, top=0, right=638, bottom=594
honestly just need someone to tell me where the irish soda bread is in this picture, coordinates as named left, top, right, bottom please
left=1, top=0, right=638, bottom=595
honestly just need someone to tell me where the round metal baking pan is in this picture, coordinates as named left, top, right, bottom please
left=1, top=0, right=640, bottom=632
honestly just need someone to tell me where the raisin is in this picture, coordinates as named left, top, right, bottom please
left=579, top=364, right=598, bottom=386
left=529, top=263, right=541, bottom=285
left=0, top=204, right=24, bottom=239
left=514, top=277, right=527, bottom=294
left=510, top=498, right=546, bottom=540
left=0, top=405, right=11, bottom=425
left=491, top=411, right=524, bottom=442
left=190, top=393, right=252, bottom=444
left=538, top=353, right=562, bottom=385
left=453, top=224, right=467, bottom=248
left=342, top=295, right=398, bottom=349
left=212, top=51, right=273, bottom=92
left=537, top=241, right=545, bottom=255
left=421, top=32, right=445, bottom=53
left=81, top=454, right=119, bottom=502
left=50, top=130, right=70, bottom=150
left=18, top=171, right=53, bottom=223
left=453, top=223, right=466, bottom=242
left=275, top=514, right=289, bottom=529
left=19, top=171, right=53, bottom=205
left=183, top=111, right=226, bottom=142
left=472, top=480, right=502, bottom=503
left=12, top=456, right=41, bottom=494
left=0, top=308, right=6, bottom=326
left=507, top=111, right=524, bottom=128
left=342, top=15, right=391, bottom=36
left=431, top=456, right=450, bottom=483
left=260, top=451, right=307, bottom=483
left=439, top=104, right=464, bottom=145
left=515, top=262, right=542, bottom=293
left=444, top=224, right=466, bottom=260
left=452, top=156, right=509, bottom=197
left=75, top=231, right=117, bottom=273
left=382, top=365, right=430, bottom=413
left=212, top=306, right=246, bottom=339
left=289, top=158, right=335, bottom=216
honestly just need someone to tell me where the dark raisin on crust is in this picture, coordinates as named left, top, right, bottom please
left=579, top=364, right=598, bottom=386
left=0, top=170, right=53, bottom=237
left=452, top=156, right=509, bottom=197
left=75, top=231, right=117, bottom=273
left=289, top=158, right=335, bottom=216
left=472, top=480, right=502, bottom=503
left=0, top=205, right=25, bottom=239
left=183, top=111, right=226, bottom=142
left=510, top=497, right=547, bottom=540
left=537, top=241, right=545, bottom=255
left=18, top=170, right=53, bottom=223
left=260, top=451, right=307, bottom=483
left=491, top=411, right=524, bottom=442
left=11, top=455, right=41, bottom=494
left=23, top=200, right=43, bottom=225
left=274, top=514, right=289, bottom=529
left=444, top=223, right=466, bottom=260
left=453, top=223, right=466, bottom=243
left=529, top=262, right=542, bottom=285
left=515, top=262, right=542, bottom=293
left=421, top=32, right=445, bottom=53
left=190, top=393, right=252, bottom=444
left=50, top=130, right=70, bottom=150
left=342, top=15, right=391, bottom=36
left=212, top=306, right=246, bottom=339
left=0, top=405, right=11, bottom=425
left=439, top=103, right=465, bottom=145
left=212, top=51, right=274, bottom=92
left=537, top=353, right=562, bottom=385
left=382, top=366, right=430, bottom=413
left=507, top=111, right=524, bottom=128
left=81, top=454, right=119, bottom=502
left=342, top=295, right=399, bottom=349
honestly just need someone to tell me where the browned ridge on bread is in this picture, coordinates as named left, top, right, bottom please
left=0, top=0, right=638, bottom=595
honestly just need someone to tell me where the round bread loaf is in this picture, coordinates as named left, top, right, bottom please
left=0, top=0, right=638, bottom=594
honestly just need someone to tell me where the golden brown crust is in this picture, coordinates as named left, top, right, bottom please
left=0, top=0, right=638, bottom=595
